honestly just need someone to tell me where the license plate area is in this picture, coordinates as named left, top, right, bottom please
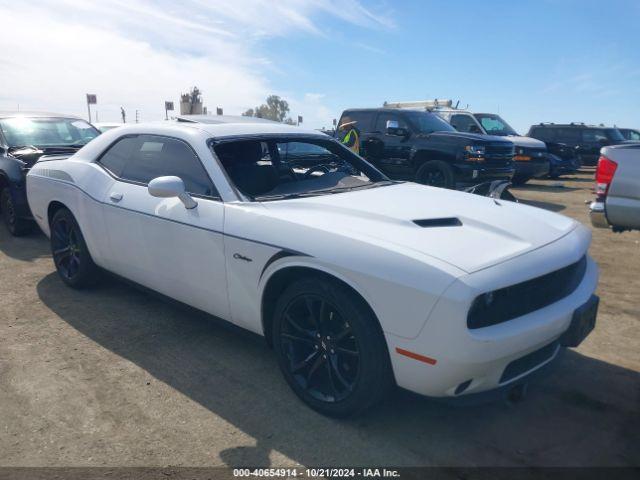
left=560, top=295, right=599, bottom=347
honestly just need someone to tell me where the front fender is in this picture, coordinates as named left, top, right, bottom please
left=259, top=255, right=457, bottom=339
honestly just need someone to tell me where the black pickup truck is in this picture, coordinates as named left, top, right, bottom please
left=336, top=108, right=515, bottom=189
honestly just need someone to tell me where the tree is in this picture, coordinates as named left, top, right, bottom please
left=242, top=95, right=295, bottom=123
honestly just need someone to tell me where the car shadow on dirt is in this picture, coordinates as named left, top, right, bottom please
left=0, top=228, right=49, bottom=262
left=35, top=272, right=639, bottom=467
left=518, top=199, right=566, bottom=212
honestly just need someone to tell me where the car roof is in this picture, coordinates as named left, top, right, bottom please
left=91, top=120, right=324, bottom=139
left=0, top=111, right=85, bottom=120
left=176, top=114, right=280, bottom=125
left=533, top=123, right=616, bottom=129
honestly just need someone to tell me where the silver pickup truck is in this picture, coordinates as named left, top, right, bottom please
left=590, top=144, right=640, bottom=232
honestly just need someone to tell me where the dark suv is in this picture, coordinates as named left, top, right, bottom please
left=336, top=109, right=515, bottom=189
left=527, top=123, right=628, bottom=166
left=0, top=112, right=100, bottom=235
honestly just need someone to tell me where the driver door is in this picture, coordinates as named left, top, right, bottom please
left=98, top=134, right=230, bottom=320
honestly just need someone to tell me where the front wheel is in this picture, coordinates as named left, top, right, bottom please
left=272, top=277, right=393, bottom=417
left=416, top=160, right=455, bottom=189
left=1, top=188, right=32, bottom=236
left=50, top=208, right=100, bottom=288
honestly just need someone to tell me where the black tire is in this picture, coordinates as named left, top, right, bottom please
left=1, top=188, right=32, bottom=236
left=416, top=160, right=455, bottom=189
left=272, top=277, right=393, bottom=417
left=50, top=208, right=100, bottom=288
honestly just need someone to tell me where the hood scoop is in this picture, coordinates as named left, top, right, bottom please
left=413, top=217, right=462, bottom=228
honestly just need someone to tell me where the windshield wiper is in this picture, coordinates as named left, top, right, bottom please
left=8, top=145, right=41, bottom=153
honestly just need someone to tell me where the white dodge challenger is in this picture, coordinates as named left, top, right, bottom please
left=26, top=119, right=599, bottom=416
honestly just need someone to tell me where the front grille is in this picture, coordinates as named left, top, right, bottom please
left=484, top=143, right=515, bottom=166
left=500, top=341, right=559, bottom=383
left=467, top=256, right=587, bottom=329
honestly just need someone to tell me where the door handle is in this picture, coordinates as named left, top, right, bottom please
left=109, top=192, right=123, bottom=202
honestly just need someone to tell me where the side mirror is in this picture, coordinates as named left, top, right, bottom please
left=148, top=176, right=197, bottom=209
left=386, top=120, right=410, bottom=137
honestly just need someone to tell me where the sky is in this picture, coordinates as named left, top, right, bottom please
left=1, top=0, right=639, bottom=133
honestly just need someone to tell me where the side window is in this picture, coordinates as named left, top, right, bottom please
left=98, top=136, right=138, bottom=177
left=630, top=131, right=640, bottom=141
left=100, top=135, right=216, bottom=197
left=450, top=114, right=478, bottom=133
left=530, top=127, right=554, bottom=142
left=339, top=111, right=375, bottom=133
left=582, top=129, right=607, bottom=143
left=374, top=112, right=408, bottom=133
left=557, top=128, right=581, bottom=143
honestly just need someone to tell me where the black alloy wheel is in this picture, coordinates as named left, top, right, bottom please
left=273, top=277, right=393, bottom=417
left=51, top=215, right=82, bottom=280
left=416, top=160, right=455, bottom=189
left=50, top=208, right=100, bottom=288
left=280, top=294, right=360, bottom=403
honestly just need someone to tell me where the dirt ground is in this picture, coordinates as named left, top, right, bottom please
left=0, top=170, right=638, bottom=468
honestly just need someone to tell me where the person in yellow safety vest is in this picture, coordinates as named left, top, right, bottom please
left=338, top=120, right=360, bottom=155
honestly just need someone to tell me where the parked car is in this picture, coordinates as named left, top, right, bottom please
left=0, top=112, right=100, bottom=235
left=527, top=123, right=628, bottom=166
left=434, top=110, right=549, bottom=185
left=618, top=128, right=640, bottom=141
left=336, top=108, right=515, bottom=189
left=547, top=151, right=582, bottom=179
left=27, top=120, right=599, bottom=417
left=590, top=144, right=640, bottom=232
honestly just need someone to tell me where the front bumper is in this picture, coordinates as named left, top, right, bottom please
left=454, top=164, right=514, bottom=186
left=589, top=200, right=609, bottom=228
left=514, top=160, right=550, bottom=179
left=385, top=229, right=598, bottom=398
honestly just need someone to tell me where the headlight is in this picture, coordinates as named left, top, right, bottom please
left=464, top=145, right=485, bottom=156
left=516, top=147, right=525, bottom=155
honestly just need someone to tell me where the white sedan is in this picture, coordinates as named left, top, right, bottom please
left=26, top=119, right=599, bottom=416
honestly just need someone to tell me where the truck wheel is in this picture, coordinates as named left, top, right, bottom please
left=416, top=161, right=455, bottom=189
left=272, top=276, right=393, bottom=417
left=50, top=208, right=100, bottom=288
left=1, top=188, right=32, bottom=236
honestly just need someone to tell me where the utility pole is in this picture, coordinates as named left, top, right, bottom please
left=121, top=107, right=126, bottom=123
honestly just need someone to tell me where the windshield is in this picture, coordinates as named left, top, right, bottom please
left=212, top=136, right=391, bottom=201
left=403, top=111, right=455, bottom=134
left=605, top=128, right=625, bottom=142
left=473, top=114, right=518, bottom=136
left=0, top=117, right=100, bottom=148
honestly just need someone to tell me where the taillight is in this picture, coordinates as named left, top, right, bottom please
left=595, top=155, right=617, bottom=198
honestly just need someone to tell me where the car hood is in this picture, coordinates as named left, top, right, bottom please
left=427, top=131, right=511, bottom=144
left=261, top=183, right=577, bottom=274
left=501, top=135, right=546, bottom=149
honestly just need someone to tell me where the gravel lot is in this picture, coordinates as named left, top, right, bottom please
left=0, top=170, right=638, bottom=468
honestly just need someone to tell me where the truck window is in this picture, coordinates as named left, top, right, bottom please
left=338, top=111, right=375, bottom=133
left=374, top=112, right=408, bottom=133
left=450, top=114, right=480, bottom=133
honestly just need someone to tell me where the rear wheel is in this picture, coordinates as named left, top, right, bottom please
left=272, top=277, right=393, bottom=417
left=416, top=160, right=455, bottom=189
left=50, top=208, right=100, bottom=288
left=1, top=188, right=32, bottom=236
